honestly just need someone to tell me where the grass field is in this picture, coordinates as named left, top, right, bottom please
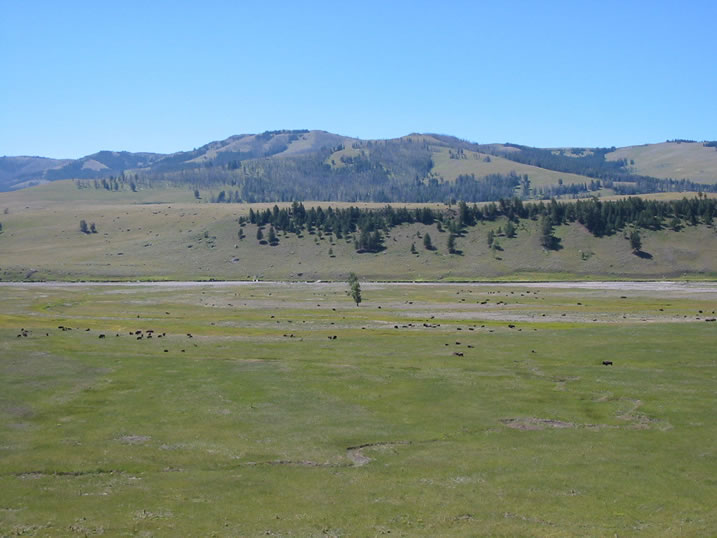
left=428, top=147, right=595, bottom=187
left=606, top=142, right=717, bottom=183
left=2, top=182, right=717, bottom=282
left=1, top=281, right=716, bottom=536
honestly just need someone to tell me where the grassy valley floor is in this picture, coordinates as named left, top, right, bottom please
left=1, top=281, right=716, bottom=535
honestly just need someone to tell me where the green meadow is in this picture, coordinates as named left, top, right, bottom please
left=1, top=281, right=716, bottom=536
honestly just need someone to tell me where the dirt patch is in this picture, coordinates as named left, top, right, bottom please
left=16, top=469, right=122, bottom=479
left=243, top=459, right=343, bottom=468
left=501, top=418, right=574, bottom=430
left=346, top=440, right=413, bottom=466
left=117, top=435, right=151, bottom=445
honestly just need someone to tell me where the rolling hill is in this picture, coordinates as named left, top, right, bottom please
left=0, top=180, right=716, bottom=282
left=3, top=132, right=717, bottom=201
left=606, top=141, right=717, bottom=183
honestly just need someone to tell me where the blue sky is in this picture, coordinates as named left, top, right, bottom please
left=1, top=0, right=715, bottom=158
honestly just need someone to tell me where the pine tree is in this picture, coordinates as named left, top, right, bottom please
left=447, top=233, right=457, bottom=254
left=539, top=216, right=555, bottom=249
left=350, top=280, right=362, bottom=306
left=423, top=232, right=433, bottom=250
left=504, top=220, right=516, bottom=238
left=79, top=220, right=89, bottom=234
left=629, top=229, right=642, bottom=252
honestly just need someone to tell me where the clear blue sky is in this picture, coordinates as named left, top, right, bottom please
left=2, top=0, right=715, bottom=158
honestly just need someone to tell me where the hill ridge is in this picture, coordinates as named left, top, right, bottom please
left=2, top=131, right=716, bottom=198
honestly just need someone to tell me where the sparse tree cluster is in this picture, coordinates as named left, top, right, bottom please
left=79, top=219, right=97, bottom=234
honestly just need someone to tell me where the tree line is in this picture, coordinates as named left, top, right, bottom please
left=241, top=196, right=717, bottom=254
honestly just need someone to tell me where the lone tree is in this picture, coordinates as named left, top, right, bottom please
left=504, top=220, right=516, bottom=238
left=79, top=219, right=89, bottom=234
left=629, top=229, right=642, bottom=253
left=539, top=216, right=555, bottom=249
left=423, top=232, right=434, bottom=250
left=447, top=232, right=457, bottom=254
left=347, top=272, right=362, bottom=306
left=268, top=226, right=278, bottom=245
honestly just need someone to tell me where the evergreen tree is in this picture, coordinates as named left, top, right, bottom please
left=539, top=216, right=555, bottom=249
left=423, top=232, right=434, bottom=250
left=79, top=220, right=89, bottom=234
left=447, top=233, right=457, bottom=254
left=629, top=229, right=642, bottom=252
left=347, top=272, right=362, bottom=306
left=350, top=281, right=362, bottom=306
left=504, top=220, right=516, bottom=238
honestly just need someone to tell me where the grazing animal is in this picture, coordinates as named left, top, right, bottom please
left=602, top=360, right=613, bottom=366
left=98, top=334, right=105, bottom=339
left=453, top=352, right=464, bottom=357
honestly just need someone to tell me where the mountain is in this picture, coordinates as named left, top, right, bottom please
left=0, top=156, right=72, bottom=190
left=3, top=131, right=717, bottom=200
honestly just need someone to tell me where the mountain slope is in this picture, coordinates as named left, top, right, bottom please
left=606, top=142, right=717, bottom=183
left=0, top=156, right=72, bottom=190
left=3, top=132, right=717, bottom=201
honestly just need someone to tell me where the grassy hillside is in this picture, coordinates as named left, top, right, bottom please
left=428, top=147, right=595, bottom=187
left=607, top=142, right=717, bottom=183
left=1, top=182, right=716, bottom=281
